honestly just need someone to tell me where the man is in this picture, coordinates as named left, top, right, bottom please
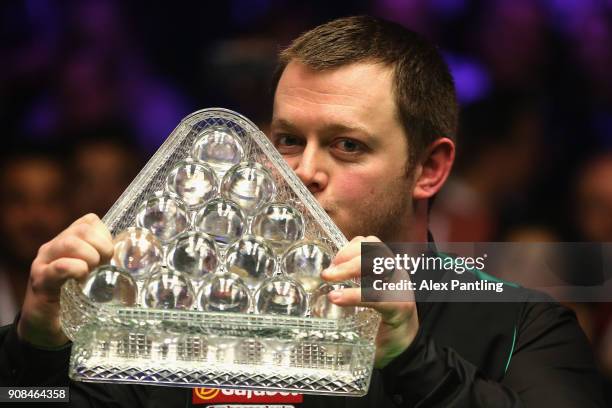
left=0, top=16, right=605, bottom=407
left=0, top=146, right=71, bottom=326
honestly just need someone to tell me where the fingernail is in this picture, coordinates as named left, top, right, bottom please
left=328, top=290, right=342, bottom=302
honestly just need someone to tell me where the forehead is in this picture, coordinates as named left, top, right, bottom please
left=273, top=61, right=401, bottom=136
left=2, top=158, right=64, bottom=194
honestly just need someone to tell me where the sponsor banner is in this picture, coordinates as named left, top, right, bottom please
left=206, top=405, right=295, bottom=408
left=193, top=388, right=303, bottom=405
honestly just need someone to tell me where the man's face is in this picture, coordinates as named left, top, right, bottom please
left=0, top=158, right=69, bottom=264
left=576, top=157, right=612, bottom=241
left=271, top=61, right=415, bottom=241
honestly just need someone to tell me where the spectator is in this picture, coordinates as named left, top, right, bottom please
left=0, top=145, right=70, bottom=325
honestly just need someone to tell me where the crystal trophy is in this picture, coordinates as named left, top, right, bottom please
left=60, top=108, right=380, bottom=396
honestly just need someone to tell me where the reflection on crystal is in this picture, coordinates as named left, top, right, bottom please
left=151, top=337, right=179, bottom=361
left=82, top=265, right=137, bottom=306
left=235, top=339, right=264, bottom=364
left=262, top=338, right=294, bottom=366
left=111, top=227, right=163, bottom=279
left=136, top=194, right=189, bottom=242
left=177, top=335, right=207, bottom=361
left=192, top=126, right=244, bottom=176
left=167, top=231, right=218, bottom=280
left=166, top=160, right=218, bottom=207
left=254, top=275, right=308, bottom=316
left=144, top=267, right=195, bottom=310
left=198, top=271, right=250, bottom=313
left=311, top=282, right=357, bottom=319
left=225, top=236, right=276, bottom=289
left=251, top=203, right=304, bottom=252
left=207, top=335, right=239, bottom=364
left=282, top=241, right=332, bottom=293
left=194, top=198, right=245, bottom=246
left=221, top=162, right=276, bottom=214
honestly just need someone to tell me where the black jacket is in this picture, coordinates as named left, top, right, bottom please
left=0, top=268, right=606, bottom=407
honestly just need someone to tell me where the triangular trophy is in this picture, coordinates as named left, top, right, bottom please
left=60, top=108, right=380, bottom=395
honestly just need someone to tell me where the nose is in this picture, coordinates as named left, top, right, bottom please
left=294, top=143, right=328, bottom=194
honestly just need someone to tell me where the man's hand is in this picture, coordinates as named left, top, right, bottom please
left=321, top=236, right=419, bottom=368
left=17, top=213, right=114, bottom=347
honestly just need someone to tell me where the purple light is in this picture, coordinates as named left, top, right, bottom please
left=444, top=53, right=491, bottom=104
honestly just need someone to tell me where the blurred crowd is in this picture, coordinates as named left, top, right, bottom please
left=1, top=0, right=611, bottom=390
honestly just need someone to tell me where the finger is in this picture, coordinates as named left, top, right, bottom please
left=70, top=213, right=102, bottom=228
left=331, top=236, right=367, bottom=266
left=321, top=256, right=361, bottom=282
left=41, top=235, right=102, bottom=270
left=327, top=287, right=415, bottom=322
left=72, top=223, right=114, bottom=264
left=31, top=258, right=90, bottom=298
left=47, top=258, right=90, bottom=283
left=90, top=216, right=113, bottom=242
left=70, top=213, right=112, bottom=242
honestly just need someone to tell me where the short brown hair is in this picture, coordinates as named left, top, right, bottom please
left=273, top=15, right=458, bottom=166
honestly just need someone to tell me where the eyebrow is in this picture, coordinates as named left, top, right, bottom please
left=271, top=118, right=376, bottom=143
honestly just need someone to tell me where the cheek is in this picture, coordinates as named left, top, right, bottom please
left=283, top=156, right=300, bottom=170
left=332, top=167, right=383, bottom=202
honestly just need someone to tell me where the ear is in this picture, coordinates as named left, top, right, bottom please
left=412, top=137, right=455, bottom=200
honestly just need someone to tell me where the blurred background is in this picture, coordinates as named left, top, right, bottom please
left=1, top=0, right=611, bottom=394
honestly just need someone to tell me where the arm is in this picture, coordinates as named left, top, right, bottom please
left=1, top=321, right=153, bottom=407
left=0, top=214, right=131, bottom=405
left=0, top=318, right=71, bottom=387
left=379, top=301, right=605, bottom=407
left=323, top=237, right=605, bottom=407
left=1, top=213, right=111, bottom=387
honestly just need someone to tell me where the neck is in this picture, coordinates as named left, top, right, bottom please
left=385, top=199, right=429, bottom=243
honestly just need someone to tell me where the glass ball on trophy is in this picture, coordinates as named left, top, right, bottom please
left=251, top=203, right=304, bottom=253
left=225, top=236, right=276, bottom=289
left=194, top=198, right=245, bottom=247
left=282, top=241, right=332, bottom=293
left=254, top=275, right=308, bottom=317
left=310, top=282, right=357, bottom=319
left=191, top=125, right=244, bottom=176
left=165, top=160, right=218, bottom=207
left=136, top=194, right=189, bottom=242
left=198, top=271, right=251, bottom=313
left=221, top=162, right=276, bottom=215
left=111, top=227, right=163, bottom=280
left=81, top=265, right=137, bottom=306
left=144, top=266, right=195, bottom=310
left=166, top=231, right=219, bottom=280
